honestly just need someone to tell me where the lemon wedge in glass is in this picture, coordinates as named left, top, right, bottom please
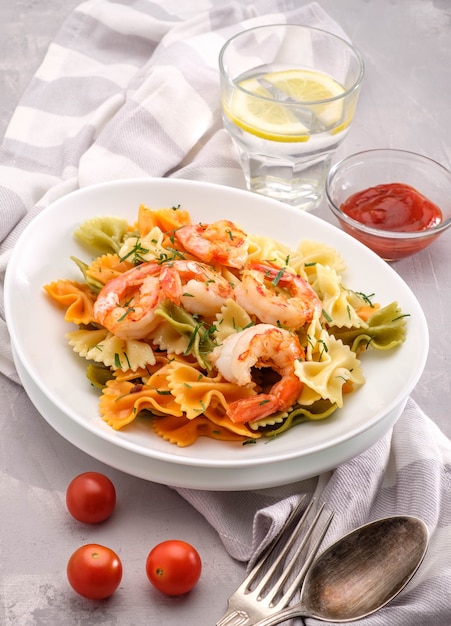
left=225, top=69, right=346, bottom=142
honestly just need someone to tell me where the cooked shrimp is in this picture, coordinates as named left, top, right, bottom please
left=174, top=220, right=249, bottom=269
left=235, top=261, right=322, bottom=329
left=94, top=261, right=162, bottom=340
left=159, top=260, right=234, bottom=317
left=94, top=259, right=234, bottom=339
left=210, top=324, right=305, bottom=423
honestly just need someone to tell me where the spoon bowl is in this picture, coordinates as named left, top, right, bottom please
left=254, top=515, right=429, bottom=625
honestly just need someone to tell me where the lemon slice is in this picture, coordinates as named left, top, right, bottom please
left=225, top=69, right=346, bottom=142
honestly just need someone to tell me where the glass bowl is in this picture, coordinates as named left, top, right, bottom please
left=325, top=149, right=451, bottom=261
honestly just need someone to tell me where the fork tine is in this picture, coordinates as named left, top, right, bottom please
left=238, top=494, right=309, bottom=594
left=250, top=497, right=316, bottom=599
left=261, top=502, right=332, bottom=607
left=275, top=506, right=334, bottom=608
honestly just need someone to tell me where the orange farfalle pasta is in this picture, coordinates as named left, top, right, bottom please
left=44, top=280, right=96, bottom=325
left=137, top=204, right=191, bottom=237
left=166, top=360, right=257, bottom=421
left=203, top=404, right=260, bottom=439
left=113, top=356, right=170, bottom=382
left=152, top=415, right=250, bottom=447
left=356, top=303, right=381, bottom=322
left=86, top=253, right=134, bottom=286
left=100, top=363, right=183, bottom=430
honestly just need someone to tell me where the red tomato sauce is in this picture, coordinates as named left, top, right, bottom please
left=340, top=183, right=442, bottom=232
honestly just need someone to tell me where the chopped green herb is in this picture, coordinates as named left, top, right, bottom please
left=117, top=307, right=135, bottom=322
left=124, top=351, right=131, bottom=369
left=120, top=239, right=149, bottom=264
left=392, top=313, right=411, bottom=322
left=318, top=339, right=329, bottom=361
left=272, top=267, right=285, bottom=286
left=355, top=291, right=375, bottom=306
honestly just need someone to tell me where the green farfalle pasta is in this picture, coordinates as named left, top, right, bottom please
left=86, top=363, right=115, bottom=388
left=74, top=216, right=131, bottom=254
left=70, top=256, right=104, bottom=293
left=155, top=301, right=217, bottom=370
left=259, top=399, right=338, bottom=438
left=328, top=301, right=409, bottom=352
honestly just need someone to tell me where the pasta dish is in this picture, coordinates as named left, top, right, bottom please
left=44, top=204, right=407, bottom=447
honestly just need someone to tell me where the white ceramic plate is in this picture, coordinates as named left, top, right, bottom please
left=5, top=179, right=428, bottom=488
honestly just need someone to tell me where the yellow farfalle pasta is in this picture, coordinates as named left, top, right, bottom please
left=247, top=233, right=294, bottom=267
left=118, top=226, right=168, bottom=265
left=67, top=329, right=156, bottom=371
left=66, top=327, right=108, bottom=355
left=148, top=320, right=190, bottom=355
left=312, top=264, right=369, bottom=329
left=214, top=299, right=253, bottom=344
left=295, top=331, right=365, bottom=408
left=297, top=240, right=347, bottom=274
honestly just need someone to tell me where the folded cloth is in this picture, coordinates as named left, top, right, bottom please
left=1, top=2, right=450, bottom=625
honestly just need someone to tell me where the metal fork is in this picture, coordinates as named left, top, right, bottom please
left=216, top=497, right=334, bottom=626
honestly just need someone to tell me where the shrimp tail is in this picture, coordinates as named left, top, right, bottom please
left=160, top=265, right=182, bottom=305
left=272, top=376, right=304, bottom=408
left=227, top=394, right=280, bottom=423
left=227, top=375, right=303, bottom=424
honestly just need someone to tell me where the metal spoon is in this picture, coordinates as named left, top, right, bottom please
left=253, top=515, right=428, bottom=625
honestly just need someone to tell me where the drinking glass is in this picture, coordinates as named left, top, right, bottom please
left=219, top=24, right=364, bottom=210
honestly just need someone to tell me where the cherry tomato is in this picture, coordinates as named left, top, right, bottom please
left=146, top=540, right=202, bottom=596
left=66, top=472, right=116, bottom=524
left=67, top=544, right=122, bottom=600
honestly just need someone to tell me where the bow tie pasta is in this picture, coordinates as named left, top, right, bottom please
left=44, top=204, right=408, bottom=447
